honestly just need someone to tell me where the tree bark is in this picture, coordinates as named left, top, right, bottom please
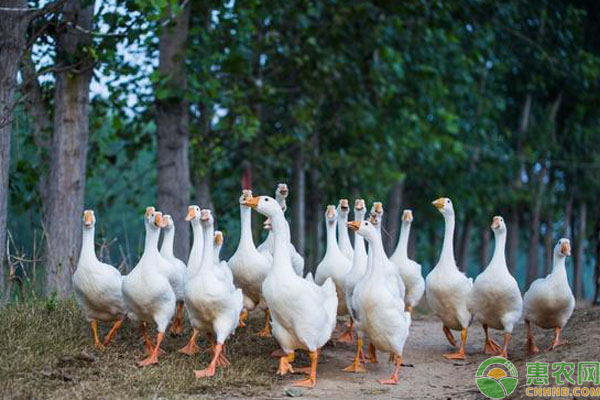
left=0, top=0, right=31, bottom=299
left=43, top=0, right=94, bottom=296
left=307, top=132, right=322, bottom=273
left=573, top=201, right=586, bottom=299
left=383, top=179, right=403, bottom=255
left=507, top=206, right=520, bottom=274
left=156, top=1, right=191, bottom=261
left=594, top=216, right=600, bottom=305
left=480, top=228, right=490, bottom=271
left=457, top=215, right=472, bottom=271
left=292, top=148, right=306, bottom=258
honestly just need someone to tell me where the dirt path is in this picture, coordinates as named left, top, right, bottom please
left=265, top=308, right=600, bottom=400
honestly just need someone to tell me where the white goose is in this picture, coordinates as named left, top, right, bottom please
left=347, top=219, right=411, bottom=385
left=228, top=190, right=272, bottom=335
left=73, top=210, right=126, bottom=349
left=244, top=195, right=337, bottom=388
left=389, top=210, right=425, bottom=313
left=426, top=197, right=473, bottom=360
left=315, top=205, right=352, bottom=316
left=183, top=209, right=243, bottom=378
left=337, top=199, right=353, bottom=261
left=338, top=199, right=368, bottom=345
left=468, top=216, right=522, bottom=358
left=523, top=238, right=575, bottom=354
left=160, top=214, right=186, bottom=335
left=258, top=183, right=304, bottom=276
left=185, top=205, right=203, bottom=279
left=121, top=208, right=176, bottom=367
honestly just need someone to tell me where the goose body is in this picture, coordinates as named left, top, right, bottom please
left=349, top=219, right=411, bottom=384
left=389, top=210, right=425, bottom=311
left=523, top=238, right=575, bottom=353
left=315, top=205, right=352, bottom=316
left=121, top=208, right=176, bottom=366
left=184, top=209, right=243, bottom=377
left=468, top=216, right=522, bottom=358
left=73, top=210, right=125, bottom=348
left=245, top=195, right=337, bottom=388
left=425, top=198, right=472, bottom=359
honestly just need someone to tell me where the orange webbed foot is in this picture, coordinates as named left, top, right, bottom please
left=179, top=342, right=201, bottom=356
left=336, top=328, right=354, bottom=344
left=377, top=377, right=399, bottom=385
left=292, top=377, right=316, bottom=388
left=257, top=327, right=272, bottom=338
left=277, top=354, right=294, bottom=376
left=194, top=365, right=216, bottom=378
left=342, top=361, right=367, bottom=373
left=442, top=351, right=466, bottom=360
left=137, top=354, right=159, bottom=367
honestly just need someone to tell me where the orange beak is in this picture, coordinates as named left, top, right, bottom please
left=373, top=202, right=383, bottom=213
left=492, top=216, right=501, bottom=229
left=347, top=221, right=361, bottom=232
left=154, top=213, right=166, bottom=228
left=185, top=206, right=195, bottom=221
left=278, top=184, right=288, bottom=196
left=83, top=211, right=93, bottom=225
left=561, top=241, right=571, bottom=256
left=215, top=233, right=223, bottom=245
left=326, top=205, right=336, bottom=219
left=432, top=198, right=445, bottom=209
left=402, top=210, right=413, bottom=222
left=354, top=199, right=365, bottom=210
left=145, top=206, right=156, bottom=218
left=242, top=196, right=260, bottom=209
left=201, top=210, right=211, bottom=222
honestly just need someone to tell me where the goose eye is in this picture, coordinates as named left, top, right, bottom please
left=265, top=198, right=269, bottom=202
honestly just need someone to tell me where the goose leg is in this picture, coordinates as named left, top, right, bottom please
left=103, top=317, right=125, bottom=346
left=169, top=301, right=185, bottom=336
left=368, top=342, right=378, bottom=363
left=207, top=332, right=230, bottom=366
left=548, top=327, right=568, bottom=351
left=342, top=337, right=367, bottom=373
left=443, top=328, right=467, bottom=360
left=277, top=352, right=295, bottom=375
left=378, top=354, right=403, bottom=385
left=137, top=332, right=164, bottom=367
left=525, top=319, right=540, bottom=354
left=257, top=309, right=272, bottom=337
left=292, top=350, right=318, bottom=388
left=442, top=325, right=457, bottom=347
left=238, top=310, right=249, bottom=328
left=499, top=333, right=511, bottom=359
left=141, top=322, right=154, bottom=354
left=195, top=343, right=225, bottom=378
left=482, top=324, right=502, bottom=355
left=90, top=320, right=105, bottom=350
left=179, top=328, right=201, bottom=355
left=337, top=319, right=354, bottom=343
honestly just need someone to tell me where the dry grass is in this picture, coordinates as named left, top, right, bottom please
left=0, top=299, right=280, bottom=399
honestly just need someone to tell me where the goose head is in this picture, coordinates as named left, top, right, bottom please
left=369, top=202, right=383, bottom=226
left=554, top=238, right=571, bottom=257
left=337, top=199, right=350, bottom=218
left=239, top=189, right=253, bottom=205
left=163, top=214, right=175, bottom=231
left=200, top=209, right=214, bottom=227
left=347, top=219, right=378, bottom=242
left=402, top=209, right=413, bottom=223
left=275, top=183, right=288, bottom=212
left=241, top=195, right=282, bottom=219
left=491, top=216, right=506, bottom=233
left=354, top=199, right=366, bottom=218
left=185, top=205, right=202, bottom=223
left=146, top=209, right=166, bottom=230
left=432, top=197, right=454, bottom=217
left=325, top=205, right=337, bottom=225
left=82, top=209, right=96, bottom=229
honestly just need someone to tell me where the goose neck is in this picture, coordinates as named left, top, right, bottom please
left=551, top=254, right=568, bottom=280
left=161, top=228, right=175, bottom=258
left=326, top=220, right=338, bottom=254
left=190, top=220, right=203, bottom=260
left=81, top=227, right=98, bottom=262
left=440, top=213, right=456, bottom=263
left=200, top=223, right=214, bottom=270
left=240, top=205, right=255, bottom=246
left=338, top=213, right=351, bottom=248
left=489, top=229, right=507, bottom=270
left=270, top=212, right=294, bottom=274
left=394, top=220, right=411, bottom=260
left=144, top=225, right=160, bottom=254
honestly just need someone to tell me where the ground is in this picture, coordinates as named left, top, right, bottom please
left=0, top=299, right=598, bottom=399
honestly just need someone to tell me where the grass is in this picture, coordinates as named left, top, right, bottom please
left=0, top=299, right=279, bottom=399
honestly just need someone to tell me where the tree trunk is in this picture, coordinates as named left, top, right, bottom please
left=457, top=215, right=472, bottom=271
left=507, top=206, right=520, bottom=274
left=480, top=228, right=490, bottom=271
left=594, top=216, right=600, bottom=305
left=574, top=201, right=586, bottom=299
left=383, top=179, right=403, bottom=255
left=44, top=0, right=94, bottom=296
left=307, top=132, right=322, bottom=273
left=564, top=193, right=573, bottom=238
left=543, top=212, right=553, bottom=275
left=0, top=0, right=30, bottom=299
left=156, top=1, right=191, bottom=261
left=292, top=148, right=305, bottom=258
left=525, top=165, right=548, bottom=289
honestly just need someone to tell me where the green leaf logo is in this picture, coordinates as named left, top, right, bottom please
left=475, top=357, right=518, bottom=399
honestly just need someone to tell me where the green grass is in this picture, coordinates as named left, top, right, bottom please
left=0, top=299, right=278, bottom=399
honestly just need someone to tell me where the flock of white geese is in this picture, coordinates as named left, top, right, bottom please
left=73, top=183, right=576, bottom=387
